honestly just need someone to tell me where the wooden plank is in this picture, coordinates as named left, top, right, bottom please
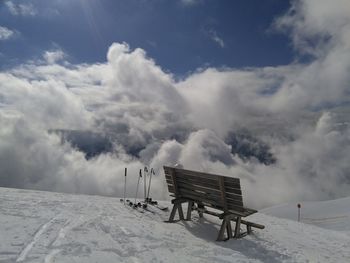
left=176, top=180, right=222, bottom=196
left=178, top=170, right=219, bottom=181
left=177, top=175, right=219, bottom=190
left=224, top=176, right=241, bottom=184
left=199, top=208, right=223, bottom=218
left=175, top=172, right=219, bottom=183
left=167, top=185, right=175, bottom=193
left=163, top=166, right=173, bottom=174
left=175, top=167, right=240, bottom=184
left=178, top=187, right=221, bottom=203
left=165, top=166, right=241, bottom=185
left=243, top=207, right=258, bottom=214
left=226, top=193, right=243, bottom=203
left=225, top=187, right=242, bottom=196
left=173, top=176, right=243, bottom=201
left=177, top=184, right=221, bottom=199
left=240, top=219, right=265, bottom=229
left=227, top=208, right=257, bottom=217
left=167, top=182, right=174, bottom=189
left=177, top=180, right=220, bottom=195
left=168, top=167, right=180, bottom=198
left=176, top=190, right=224, bottom=209
left=175, top=174, right=221, bottom=190
left=218, top=176, right=228, bottom=212
left=223, top=181, right=241, bottom=189
left=226, top=197, right=244, bottom=207
left=227, top=203, right=246, bottom=212
left=165, top=174, right=172, bottom=181
left=167, top=169, right=241, bottom=194
left=165, top=178, right=174, bottom=185
left=167, top=172, right=220, bottom=190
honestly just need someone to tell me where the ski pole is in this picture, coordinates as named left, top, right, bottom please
left=144, top=167, right=148, bottom=201
left=134, top=169, right=142, bottom=204
left=146, top=168, right=155, bottom=200
left=123, top=167, right=127, bottom=205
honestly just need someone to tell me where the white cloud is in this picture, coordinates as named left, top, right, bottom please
left=43, top=50, right=66, bottom=64
left=0, top=26, right=15, bottom=40
left=5, top=1, right=37, bottom=16
left=208, top=29, right=225, bottom=48
left=0, top=0, right=350, bottom=208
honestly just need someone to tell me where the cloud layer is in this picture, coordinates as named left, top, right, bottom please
left=0, top=0, right=350, bottom=208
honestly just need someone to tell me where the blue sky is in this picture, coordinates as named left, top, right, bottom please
left=0, top=0, right=293, bottom=75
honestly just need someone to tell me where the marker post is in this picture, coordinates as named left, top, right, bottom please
left=123, top=168, right=127, bottom=205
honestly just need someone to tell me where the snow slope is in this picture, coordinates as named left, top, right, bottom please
left=0, top=187, right=350, bottom=263
left=261, top=197, right=350, bottom=232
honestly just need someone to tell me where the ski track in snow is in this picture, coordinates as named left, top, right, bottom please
left=1, top=187, right=350, bottom=262
left=16, top=216, right=58, bottom=262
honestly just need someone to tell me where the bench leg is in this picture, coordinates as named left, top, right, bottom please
left=217, top=218, right=228, bottom=241
left=197, top=203, right=204, bottom=218
left=226, top=220, right=233, bottom=239
left=247, top=225, right=252, bottom=234
left=167, top=202, right=185, bottom=222
left=186, top=201, right=194, bottom=221
left=178, top=203, right=185, bottom=220
left=168, top=204, right=178, bottom=222
left=217, top=215, right=235, bottom=241
left=234, top=216, right=242, bottom=238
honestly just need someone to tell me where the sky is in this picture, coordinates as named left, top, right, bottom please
left=0, top=0, right=350, bottom=209
left=0, top=0, right=293, bottom=74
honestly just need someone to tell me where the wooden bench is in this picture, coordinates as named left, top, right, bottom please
left=164, top=166, right=264, bottom=241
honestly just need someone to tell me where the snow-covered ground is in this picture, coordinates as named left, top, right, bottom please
left=261, top=196, right=350, bottom=232
left=1, top=187, right=350, bottom=263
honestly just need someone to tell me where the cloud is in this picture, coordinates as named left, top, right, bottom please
left=43, top=50, right=66, bottom=64
left=0, top=43, right=191, bottom=199
left=208, top=29, right=225, bottom=48
left=274, top=0, right=350, bottom=57
left=0, top=26, right=15, bottom=40
left=0, top=0, right=350, bottom=208
left=5, top=1, right=37, bottom=16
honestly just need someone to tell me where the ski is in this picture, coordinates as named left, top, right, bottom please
left=152, top=204, right=169, bottom=211
left=145, top=198, right=169, bottom=211
left=125, top=199, right=158, bottom=215
left=140, top=203, right=156, bottom=214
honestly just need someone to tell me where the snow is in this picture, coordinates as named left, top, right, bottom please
left=261, top=196, right=350, bottom=232
left=0, top=187, right=350, bottom=262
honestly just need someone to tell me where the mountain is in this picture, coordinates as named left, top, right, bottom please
left=0, top=187, right=349, bottom=262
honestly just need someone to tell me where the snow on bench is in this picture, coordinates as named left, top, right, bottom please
left=163, top=166, right=264, bottom=241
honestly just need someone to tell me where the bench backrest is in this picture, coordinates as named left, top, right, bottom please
left=164, top=166, right=244, bottom=212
